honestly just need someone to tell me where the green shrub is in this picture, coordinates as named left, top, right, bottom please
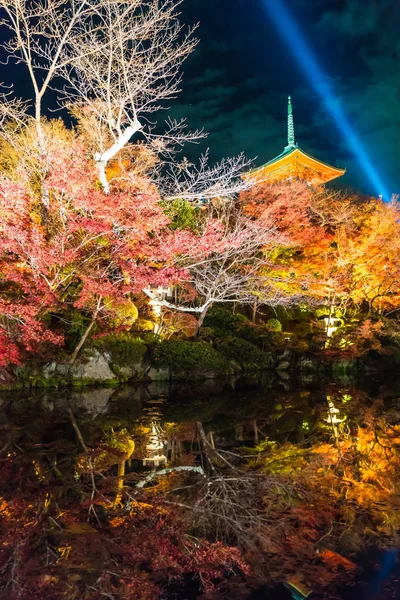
left=203, top=307, right=272, bottom=348
left=234, top=322, right=265, bottom=346
left=155, top=340, right=228, bottom=372
left=217, top=338, right=271, bottom=370
left=64, top=309, right=98, bottom=350
left=142, top=332, right=162, bottom=345
left=94, top=334, right=147, bottom=366
left=203, top=307, right=248, bottom=331
left=266, top=318, right=282, bottom=332
left=197, top=327, right=215, bottom=342
left=160, top=198, right=200, bottom=232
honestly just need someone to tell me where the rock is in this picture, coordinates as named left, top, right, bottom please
left=69, top=388, right=114, bottom=417
left=147, top=366, right=170, bottom=381
left=196, top=369, right=221, bottom=379
left=42, top=361, right=57, bottom=378
left=146, top=381, right=170, bottom=396
left=41, top=350, right=116, bottom=386
left=0, top=366, right=16, bottom=388
left=167, top=368, right=231, bottom=381
left=112, top=365, right=132, bottom=379
left=111, top=361, right=148, bottom=381
left=299, top=372, right=316, bottom=384
left=69, top=350, right=116, bottom=383
left=277, top=369, right=290, bottom=380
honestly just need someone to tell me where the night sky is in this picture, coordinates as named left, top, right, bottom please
left=0, top=0, right=399, bottom=197
left=172, top=0, right=400, bottom=198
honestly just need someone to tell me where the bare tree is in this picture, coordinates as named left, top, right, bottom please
left=143, top=206, right=303, bottom=329
left=136, top=421, right=307, bottom=563
left=0, top=0, right=98, bottom=137
left=0, top=0, right=255, bottom=199
left=160, top=151, right=254, bottom=203
left=57, top=0, right=204, bottom=193
left=0, top=0, right=109, bottom=204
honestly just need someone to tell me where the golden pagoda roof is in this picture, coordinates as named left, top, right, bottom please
left=246, top=96, right=346, bottom=186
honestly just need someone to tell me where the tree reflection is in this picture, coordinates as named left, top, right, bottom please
left=1, top=381, right=400, bottom=598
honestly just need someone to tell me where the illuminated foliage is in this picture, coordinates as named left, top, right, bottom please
left=241, top=181, right=400, bottom=356
left=0, top=124, right=230, bottom=365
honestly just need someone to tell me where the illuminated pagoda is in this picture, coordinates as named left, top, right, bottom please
left=247, top=96, right=345, bottom=185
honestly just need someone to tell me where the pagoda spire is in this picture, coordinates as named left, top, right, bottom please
left=286, top=95, right=296, bottom=149
left=245, top=94, right=346, bottom=185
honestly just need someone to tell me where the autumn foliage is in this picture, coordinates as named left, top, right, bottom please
left=0, top=112, right=398, bottom=370
left=241, top=180, right=400, bottom=356
left=0, top=125, right=230, bottom=365
left=0, top=148, right=399, bottom=366
left=2, top=384, right=400, bottom=599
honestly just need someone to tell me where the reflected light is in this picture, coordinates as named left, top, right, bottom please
left=261, top=0, right=390, bottom=201
left=323, top=316, right=340, bottom=338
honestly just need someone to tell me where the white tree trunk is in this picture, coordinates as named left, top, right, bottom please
left=95, top=122, right=142, bottom=193
left=143, top=287, right=211, bottom=314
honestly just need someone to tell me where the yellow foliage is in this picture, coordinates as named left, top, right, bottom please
left=108, top=298, right=139, bottom=328
left=57, top=544, right=72, bottom=561
left=109, top=516, right=127, bottom=528
left=129, top=501, right=154, bottom=513
left=136, top=318, right=156, bottom=332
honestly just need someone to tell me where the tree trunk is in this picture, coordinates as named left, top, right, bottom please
left=69, top=319, right=96, bottom=365
left=67, top=407, right=89, bottom=453
left=253, top=419, right=258, bottom=444
left=95, top=122, right=142, bottom=194
left=252, top=300, right=258, bottom=323
left=35, top=98, right=51, bottom=209
left=196, top=421, right=216, bottom=474
left=96, top=159, right=110, bottom=194
left=196, top=303, right=212, bottom=333
left=324, top=297, right=336, bottom=348
left=115, top=460, right=126, bottom=506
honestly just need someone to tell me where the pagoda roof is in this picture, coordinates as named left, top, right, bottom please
left=246, top=96, right=346, bottom=186
left=248, top=144, right=346, bottom=184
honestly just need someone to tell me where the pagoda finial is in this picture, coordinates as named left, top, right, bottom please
left=287, top=95, right=295, bottom=149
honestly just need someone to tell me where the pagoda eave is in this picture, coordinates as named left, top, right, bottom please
left=246, top=147, right=346, bottom=186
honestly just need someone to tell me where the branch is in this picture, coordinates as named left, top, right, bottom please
left=136, top=465, right=205, bottom=488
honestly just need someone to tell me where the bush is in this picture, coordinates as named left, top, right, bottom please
left=160, top=198, right=200, bottom=232
left=94, top=334, right=147, bottom=366
left=216, top=338, right=271, bottom=371
left=203, top=307, right=272, bottom=349
left=155, top=340, right=228, bottom=372
left=203, top=307, right=248, bottom=331
left=64, top=309, right=98, bottom=351
left=266, top=318, right=282, bottom=332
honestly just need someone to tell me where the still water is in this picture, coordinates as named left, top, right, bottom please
left=1, top=373, right=400, bottom=599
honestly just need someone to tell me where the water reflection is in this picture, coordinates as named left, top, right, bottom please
left=1, top=375, right=400, bottom=599
left=141, top=399, right=168, bottom=467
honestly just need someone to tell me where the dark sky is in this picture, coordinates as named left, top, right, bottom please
left=171, top=0, right=400, bottom=197
left=1, top=0, right=398, bottom=197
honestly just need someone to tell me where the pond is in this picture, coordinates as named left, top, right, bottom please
left=1, top=372, right=400, bottom=599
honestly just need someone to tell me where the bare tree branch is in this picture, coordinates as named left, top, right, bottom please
left=160, top=150, right=255, bottom=203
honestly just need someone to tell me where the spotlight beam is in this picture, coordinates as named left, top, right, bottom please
left=261, top=0, right=390, bottom=200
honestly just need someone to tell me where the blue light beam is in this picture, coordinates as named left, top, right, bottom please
left=261, top=0, right=390, bottom=200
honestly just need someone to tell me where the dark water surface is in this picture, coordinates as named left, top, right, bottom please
left=1, top=372, right=400, bottom=599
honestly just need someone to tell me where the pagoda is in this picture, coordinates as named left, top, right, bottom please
left=246, top=97, right=345, bottom=185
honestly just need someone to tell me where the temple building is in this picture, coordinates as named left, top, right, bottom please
left=246, top=97, right=345, bottom=185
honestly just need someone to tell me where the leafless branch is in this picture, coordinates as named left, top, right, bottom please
left=161, top=150, right=254, bottom=203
